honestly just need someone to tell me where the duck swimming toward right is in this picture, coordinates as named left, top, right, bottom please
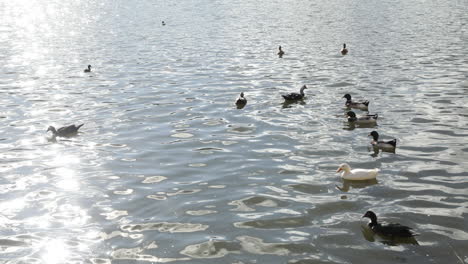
left=84, top=65, right=91, bottom=73
left=282, top=85, right=307, bottom=101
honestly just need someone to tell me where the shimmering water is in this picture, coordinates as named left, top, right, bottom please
left=1, top=0, right=468, bottom=263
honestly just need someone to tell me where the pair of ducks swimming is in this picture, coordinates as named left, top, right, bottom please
left=336, top=131, right=396, bottom=181
left=277, top=43, right=348, bottom=58
left=234, top=85, right=307, bottom=108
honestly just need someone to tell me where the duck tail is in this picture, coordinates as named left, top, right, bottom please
left=281, top=95, right=288, bottom=100
left=363, top=101, right=370, bottom=107
left=389, top=139, right=397, bottom=147
left=77, top=124, right=84, bottom=130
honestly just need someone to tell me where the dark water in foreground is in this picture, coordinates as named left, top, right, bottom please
left=1, top=0, right=468, bottom=263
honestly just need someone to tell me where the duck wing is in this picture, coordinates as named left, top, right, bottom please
left=236, top=98, right=247, bottom=105
left=57, top=124, right=84, bottom=136
left=282, top=93, right=303, bottom=101
left=357, top=115, right=378, bottom=122
left=364, top=114, right=378, bottom=119
left=377, top=223, right=415, bottom=237
left=347, top=168, right=379, bottom=180
left=346, top=101, right=369, bottom=109
left=383, top=139, right=397, bottom=147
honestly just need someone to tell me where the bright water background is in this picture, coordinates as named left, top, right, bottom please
left=1, top=0, right=468, bottom=263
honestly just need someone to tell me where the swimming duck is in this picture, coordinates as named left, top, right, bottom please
left=343, top=94, right=369, bottom=110
left=277, top=46, right=285, bottom=58
left=235, top=92, right=247, bottom=108
left=84, top=65, right=91, bottom=73
left=282, top=85, right=307, bottom=101
left=162, top=21, right=166, bottom=26
left=347, top=111, right=378, bottom=124
left=368, top=131, right=397, bottom=149
left=47, top=124, right=84, bottom=137
left=341, top=43, right=348, bottom=55
left=336, top=163, right=379, bottom=180
left=363, top=211, right=416, bottom=238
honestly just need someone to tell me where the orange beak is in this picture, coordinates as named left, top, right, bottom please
left=336, top=167, right=342, bottom=173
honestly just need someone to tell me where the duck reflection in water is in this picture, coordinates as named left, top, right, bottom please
left=369, top=145, right=396, bottom=157
left=336, top=178, right=378, bottom=192
left=345, top=122, right=378, bottom=131
left=282, top=99, right=306, bottom=109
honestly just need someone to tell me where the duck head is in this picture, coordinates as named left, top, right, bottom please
left=343, top=43, right=347, bottom=49
left=368, top=131, right=379, bottom=141
left=346, top=111, right=356, bottom=118
left=336, top=163, right=351, bottom=173
left=363, top=210, right=378, bottom=224
left=343, top=94, right=352, bottom=101
left=47, top=126, right=57, bottom=134
left=279, top=46, right=282, bottom=50
left=240, top=92, right=244, bottom=98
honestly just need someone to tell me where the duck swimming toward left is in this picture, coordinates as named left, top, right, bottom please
left=343, top=94, right=369, bottom=110
left=369, top=131, right=396, bottom=149
left=47, top=124, right=84, bottom=137
left=84, top=65, right=91, bottom=73
left=363, top=211, right=416, bottom=238
left=336, top=163, right=379, bottom=180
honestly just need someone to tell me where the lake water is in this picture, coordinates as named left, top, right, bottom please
left=1, top=0, right=468, bottom=263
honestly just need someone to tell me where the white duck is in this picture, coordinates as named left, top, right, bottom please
left=336, top=163, right=379, bottom=180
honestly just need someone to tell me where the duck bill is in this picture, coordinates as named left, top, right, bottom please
left=336, top=168, right=342, bottom=173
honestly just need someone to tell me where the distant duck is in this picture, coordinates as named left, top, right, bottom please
left=47, top=124, right=84, bottom=137
left=341, top=43, right=348, bottom=55
left=162, top=21, right=166, bottom=26
left=277, top=46, right=285, bottom=58
left=336, top=163, right=379, bottom=180
left=343, top=94, right=369, bottom=110
left=347, top=111, right=378, bottom=124
left=282, top=85, right=307, bottom=101
left=84, top=65, right=91, bottom=73
left=363, top=211, right=416, bottom=238
left=235, top=92, right=247, bottom=108
left=368, top=131, right=397, bottom=149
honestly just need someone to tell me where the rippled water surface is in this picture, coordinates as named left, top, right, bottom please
left=1, top=0, right=468, bottom=263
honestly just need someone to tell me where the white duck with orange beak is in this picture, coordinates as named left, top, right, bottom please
left=336, top=163, right=379, bottom=180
